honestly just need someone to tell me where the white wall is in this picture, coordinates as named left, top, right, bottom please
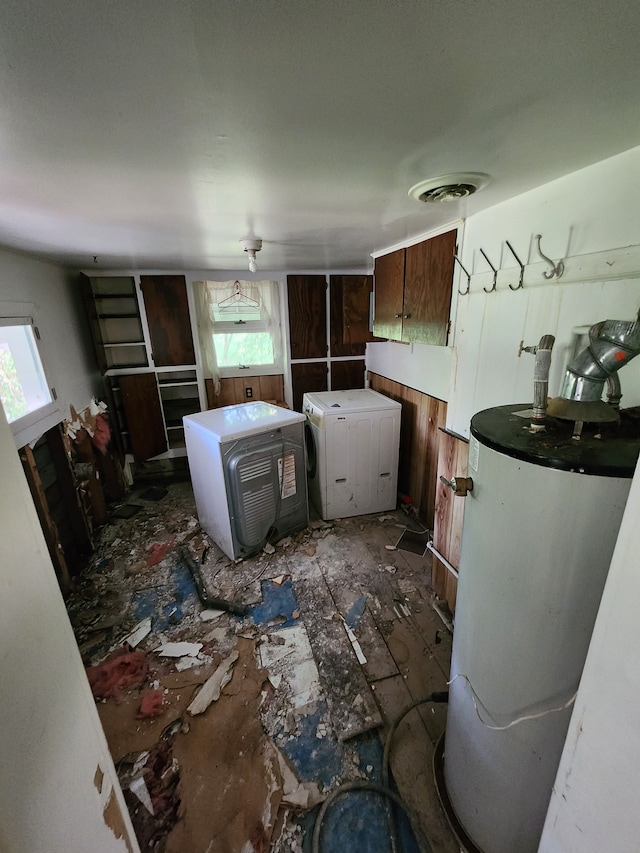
left=0, top=404, right=139, bottom=853
left=0, top=248, right=100, bottom=423
left=539, top=456, right=640, bottom=852
left=366, top=340, right=452, bottom=402
left=367, top=146, right=640, bottom=436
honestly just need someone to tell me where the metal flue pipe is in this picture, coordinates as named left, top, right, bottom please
left=531, top=334, right=555, bottom=430
left=558, top=313, right=640, bottom=405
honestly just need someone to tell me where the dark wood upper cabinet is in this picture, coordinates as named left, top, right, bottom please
left=372, top=249, right=405, bottom=341
left=373, top=230, right=456, bottom=345
left=287, top=275, right=327, bottom=359
left=330, top=274, right=376, bottom=356
left=404, top=230, right=456, bottom=345
left=140, top=275, right=195, bottom=367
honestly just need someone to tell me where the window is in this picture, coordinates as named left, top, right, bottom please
left=194, top=280, right=283, bottom=391
left=0, top=312, right=59, bottom=446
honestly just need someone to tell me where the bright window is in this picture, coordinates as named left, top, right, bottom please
left=213, top=330, right=275, bottom=368
left=0, top=313, right=59, bottom=445
left=195, top=280, right=283, bottom=382
left=0, top=324, right=52, bottom=421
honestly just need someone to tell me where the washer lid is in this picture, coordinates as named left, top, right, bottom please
left=303, top=388, right=401, bottom=415
left=184, top=401, right=304, bottom=441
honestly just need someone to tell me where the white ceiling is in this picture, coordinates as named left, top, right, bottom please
left=1, top=0, right=639, bottom=273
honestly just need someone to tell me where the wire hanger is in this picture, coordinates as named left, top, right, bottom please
left=218, top=281, right=260, bottom=313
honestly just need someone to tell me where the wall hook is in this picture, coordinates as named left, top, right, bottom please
left=480, top=248, right=498, bottom=293
left=505, top=240, right=525, bottom=290
left=454, top=254, right=471, bottom=295
left=535, top=234, right=564, bottom=279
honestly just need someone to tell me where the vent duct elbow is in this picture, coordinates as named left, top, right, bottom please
left=548, top=314, right=640, bottom=422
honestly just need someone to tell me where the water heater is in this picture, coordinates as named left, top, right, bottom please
left=442, top=404, right=640, bottom=852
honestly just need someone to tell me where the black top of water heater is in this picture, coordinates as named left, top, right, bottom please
left=471, top=404, right=640, bottom=477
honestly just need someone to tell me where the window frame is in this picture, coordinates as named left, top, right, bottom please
left=212, top=317, right=280, bottom=377
left=199, top=280, right=284, bottom=380
left=0, top=306, right=60, bottom=447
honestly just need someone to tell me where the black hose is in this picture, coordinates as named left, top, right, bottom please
left=311, top=780, right=433, bottom=853
left=311, top=691, right=449, bottom=853
left=179, top=546, right=248, bottom=616
left=383, top=692, right=449, bottom=787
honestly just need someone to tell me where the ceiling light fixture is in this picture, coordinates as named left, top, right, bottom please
left=408, top=172, right=490, bottom=203
left=240, top=237, right=262, bottom=273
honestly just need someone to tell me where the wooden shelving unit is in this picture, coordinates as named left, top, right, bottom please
left=157, top=369, right=200, bottom=449
left=81, top=275, right=148, bottom=371
left=80, top=273, right=203, bottom=462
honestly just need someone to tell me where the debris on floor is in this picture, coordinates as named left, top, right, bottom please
left=65, top=481, right=458, bottom=852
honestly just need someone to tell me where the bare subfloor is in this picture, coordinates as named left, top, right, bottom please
left=66, top=480, right=459, bottom=852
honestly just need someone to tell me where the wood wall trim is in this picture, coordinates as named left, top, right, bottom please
left=369, top=371, right=465, bottom=614
left=19, top=444, right=72, bottom=593
left=205, top=375, right=285, bottom=409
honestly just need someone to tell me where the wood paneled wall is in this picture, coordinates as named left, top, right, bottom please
left=369, top=373, right=467, bottom=613
left=433, top=430, right=469, bottom=613
left=205, top=374, right=285, bottom=409
left=368, top=373, right=446, bottom=529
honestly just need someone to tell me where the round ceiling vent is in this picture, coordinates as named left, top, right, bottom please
left=408, top=172, right=490, bottom=203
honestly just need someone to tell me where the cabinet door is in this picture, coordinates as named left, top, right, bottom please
left=373, top=249, right=405, bottom=341
left=119, top=373, right=167, bottom=462
left=140, top=275, right=195, bottom=367
left=287, top=275, right=327, bottom=359
left=403, top=230, right=455, bottom=345
left=291, top=362, right=328, bottom=413
left=331, top=360, right=365, bottom=390
left=330, top=274, right=375, bottom=356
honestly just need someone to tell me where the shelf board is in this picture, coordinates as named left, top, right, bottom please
left=158, top=380, right=199, bottom=388
left=91, top=292, right=136, bottom=299
left=103, top=341, right=146, bottom=347
left=104, top=362, right=148, bottom=370
left=96, top=313, right=141, bottom=320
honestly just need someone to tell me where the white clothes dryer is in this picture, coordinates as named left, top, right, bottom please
left=184, top=402, right=308, bottom=560
left=303, top=388, right=401, bottom=520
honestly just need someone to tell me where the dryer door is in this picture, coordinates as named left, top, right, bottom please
left=304, top=420, right=325, bottom=517
left=304, top=420, right=317, bottom=479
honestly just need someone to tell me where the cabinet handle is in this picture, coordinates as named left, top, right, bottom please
left=403, top=313, right=411, bottom=319
left=394, top=313, right=402, bottom=318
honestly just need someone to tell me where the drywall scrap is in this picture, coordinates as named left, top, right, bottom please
left=64, top=398, right=108, bottom=443
left=156, top=641, right=203, bottom=658
left=123, top=617, right=152, bottom=648
left=187, top=649, right=239, bottom=715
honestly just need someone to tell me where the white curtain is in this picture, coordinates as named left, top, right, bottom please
left=193, top=280, right=281, bottom=396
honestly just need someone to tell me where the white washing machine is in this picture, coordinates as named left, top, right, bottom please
left=303, top=389, right=401, bottom=520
